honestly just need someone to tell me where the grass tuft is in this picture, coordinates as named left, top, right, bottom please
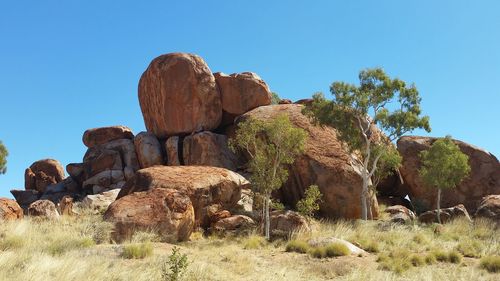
left=324, top=242, right=350, bottom=257
left=479, top=255, right=500, bottom=273
left=285, top=240, right=310, bottom=253
left=121, top=242, right=153, bottom=259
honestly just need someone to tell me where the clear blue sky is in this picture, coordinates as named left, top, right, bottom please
left=1, top=1, right=499, bottom=198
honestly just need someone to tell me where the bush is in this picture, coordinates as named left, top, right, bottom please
left=324, top=242, right=350, bottom=257
left=480, top=255, right=500, bottom=273
left=121, top=242, right=153, bottom=259
left=296, top=185, right=322, bottom=217
left=285, top=240, right=309, bottom=253
left=161, top=246, right=189, bottom=281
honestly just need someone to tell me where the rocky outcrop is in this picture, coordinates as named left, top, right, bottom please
left=397, top=136, right=500, bottom=212
left=104, top=188, right=195, bottom=243
left=82, top=126, right=133, bottom=148
left=82, top=189, right=120, bottom=211
left=138, top=53, right=222, bottom=137
left=183, top=131, right=238, bottom=170
left=384, top=205, right=416, bottom=224
left=270, top=210, right=310, bottom=238
left=475, top=195, right=500, bottom=222
left=240, top=104, right=378, bottom=219
left=28, top=200, right=59, bottom=219
left=418, top=204, right=471, bottom=224
left=117, top=166, right=249, bottom=228
left=10, top=189, right=40, bottom=210
left=25, top=159, right=65, bottom=192
left=134, top=132, right=163, bottom=168
left=214, top=72, right=271, bottom=126
left=0, top=198, right=24, bottom=220
left=212, top=215, right=256, bottom=235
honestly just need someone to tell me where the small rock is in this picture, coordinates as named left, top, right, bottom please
left=270, top=210, right=310, bottom=238
left=28, top=200, right=59, bottom=219
left=419, top=204, right=471, bottom=224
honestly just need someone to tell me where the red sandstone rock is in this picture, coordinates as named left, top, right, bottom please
left=0, top=198, right=23, bottom=220
left=82, top=126, right=133, bottom=148
left=25, top=159, right=65, bottom=193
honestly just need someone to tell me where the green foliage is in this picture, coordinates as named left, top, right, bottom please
left=480, top=255, right=500, bottom=273
left=161, top=246, right=189, bottom=281
left=309, top=246, right=327, bottom=258
left=0, top=140, right=7, bottom=174
left=324, top=242, right=350, bottom=257
left=243, top=235, right=267, bottom=249
left=303, top=68, right=430, bottom=220
left=285, top=240, right=310, bottom=253
left=419, top=136, right=471, bottom=190
left=296, top=185, right=323, bottom=217
left=230, top=114, right=307, bottom=239
left=271, top=92, right=281, bottom=104
left=306, top=243, right=351, bottom=259
left=121, top=242, right=153, bottom=259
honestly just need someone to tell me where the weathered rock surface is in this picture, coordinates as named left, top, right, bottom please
left=270, top=210, right=310, bottom=237
left=138, top=53, right=222, bottom=137
left=397, top=136, right=500, bottom=212
left=28, top=200, right=59, bottom=219
left=59, top=195, right=75, bottom=216
left=183, top=131, right=238, bottom=170
left=134, top=132, right=163, bottom=168
left=212, top=215, right=256, bottom=235
left=308, top=237, right=367, bottom=256
left=418, top=204, right=471, bottom=224
left=82, top=126, right=134, bottom=148
left=384, top=205, right=416, bottom=224
left=240, top=104, right=378, bottom=219
left=0, top=198, right=24, bottom=220
left=474, top=195, right=500, bottom=222
left=10, top=189, right=40, bottom=209
left=104, top=188, right=195, bottom=243
left=117, top=166, right=249, bottom=228
left=165, top=137, right=181, bottom=166
left=82, top=189, right=121, bottom=211
left=25, top=159, right=65, bottom=192
left=214, top=72, right=271, bottom=126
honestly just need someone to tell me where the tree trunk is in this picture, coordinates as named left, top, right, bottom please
left=436, top=188, right=442, bottom=224
left=361, top=168, right=368, bottom=220
left=264, top=193, right=270, bottom=240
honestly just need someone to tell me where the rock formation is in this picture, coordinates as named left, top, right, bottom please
left=138, top=53, right=222, bottom=137
left=104, top=188, right=195, bottom=243
left=28, top=200, right=60, bottom=219
left=183, top=131, right=238, bottom=170
left=418, top=204, right=471, bottom=224
left=134, top=131, right=164, bottom=168
left=82, top=126, right=133, bottom=148
left=24, top=159, right=65, bottom=192
left=0, top=198, right=23, bottom=220
left=397, top=136, right=500, bottom=213
left=240, top=104, right=379, bottom=219
left=474, top=195, right=500, bottom=222
left=270, top=210, right=310, bottom=238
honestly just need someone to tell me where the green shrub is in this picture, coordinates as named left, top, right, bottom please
left=324, top=242, right=350, bottom=257
left=161, top=246, right=189, bottom=281
left=296, top=185, right=323, bottom=217
left=456, top=240, right=483, bottom=258
left=285, top=240, right=309, bottom=253
left=480, top=256, right=500, bottom=273
left=0, top=235, right=24, bottom=250
left=309, top=247, right=327, bottom=259
left=448, top=250, right=462, bottom=264
left=121, top=242, right=153, bottom=259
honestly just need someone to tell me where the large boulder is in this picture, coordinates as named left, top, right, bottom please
left=397, top=136, right=500, bottom=212
left=82, top=126, right=134, bottom=148
left=28, top=200, right=59, bottom=219
left=475, top=195, right=500, bottom=222
left=183, top=131, right=238, bottom=170
left=418, top=204, right=471, bottom=224
left=270, top=210, right=310, bottom=238
left=134, top=132, right=164, bottom=169
left=103, top=188, right=195, bottom=243
left=239, top=104, right=378, bottom=219
left=82, top=189, right=121, bottom=211
left=0, top=198, right=24, bottom=220
left=214, top=72, right=272, bottom=126
left=25, top=159, right=65, bottom=192
left=384, top=205, right=416, bottom=224
left=117, top=166, right=249, bottom=228
left=138, top=53, right=222, bottom=137
left=10, top=189, right=40, bottom=210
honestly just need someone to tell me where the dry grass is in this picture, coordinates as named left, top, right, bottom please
left=0, top=212, right=498, bottom=280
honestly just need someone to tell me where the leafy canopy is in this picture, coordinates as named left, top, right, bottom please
left=296, top=185, right=323, bottom=217
left=0, top=141, right=7, bottom=174
left=229, top=114, right=307, bottom=195
left=419, top=136, right=470, bottom=190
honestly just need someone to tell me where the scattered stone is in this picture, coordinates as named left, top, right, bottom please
left=104, top=188, right=195, bottom=243
left=138, top=53, right=222, bottom=137
left=270, top=210, right=310, bottom=238
left=134, top=132, right=164, bottom=168
left=398, top=136, right=500, bottom=212
left=0, top=198, right=24, bottom=220
left=117, top=166, right=249, bottom=228
left=82, top=188, right=121, bottom=211
left=474, top=195, right=500, bottom=222
left=82, top=125, right=134, bottom=148
left=384, top=205, right=416, bottom=224
left=28, top=200, right=59, bottom=219
left=25, top=159, right=65, bottom=192
left=418, top=204, right=472, bottom=224
left=183, top=131, right=238, bottom=170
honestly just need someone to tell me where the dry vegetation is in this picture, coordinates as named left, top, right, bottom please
left=0, top=206, right=498, bottom=281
